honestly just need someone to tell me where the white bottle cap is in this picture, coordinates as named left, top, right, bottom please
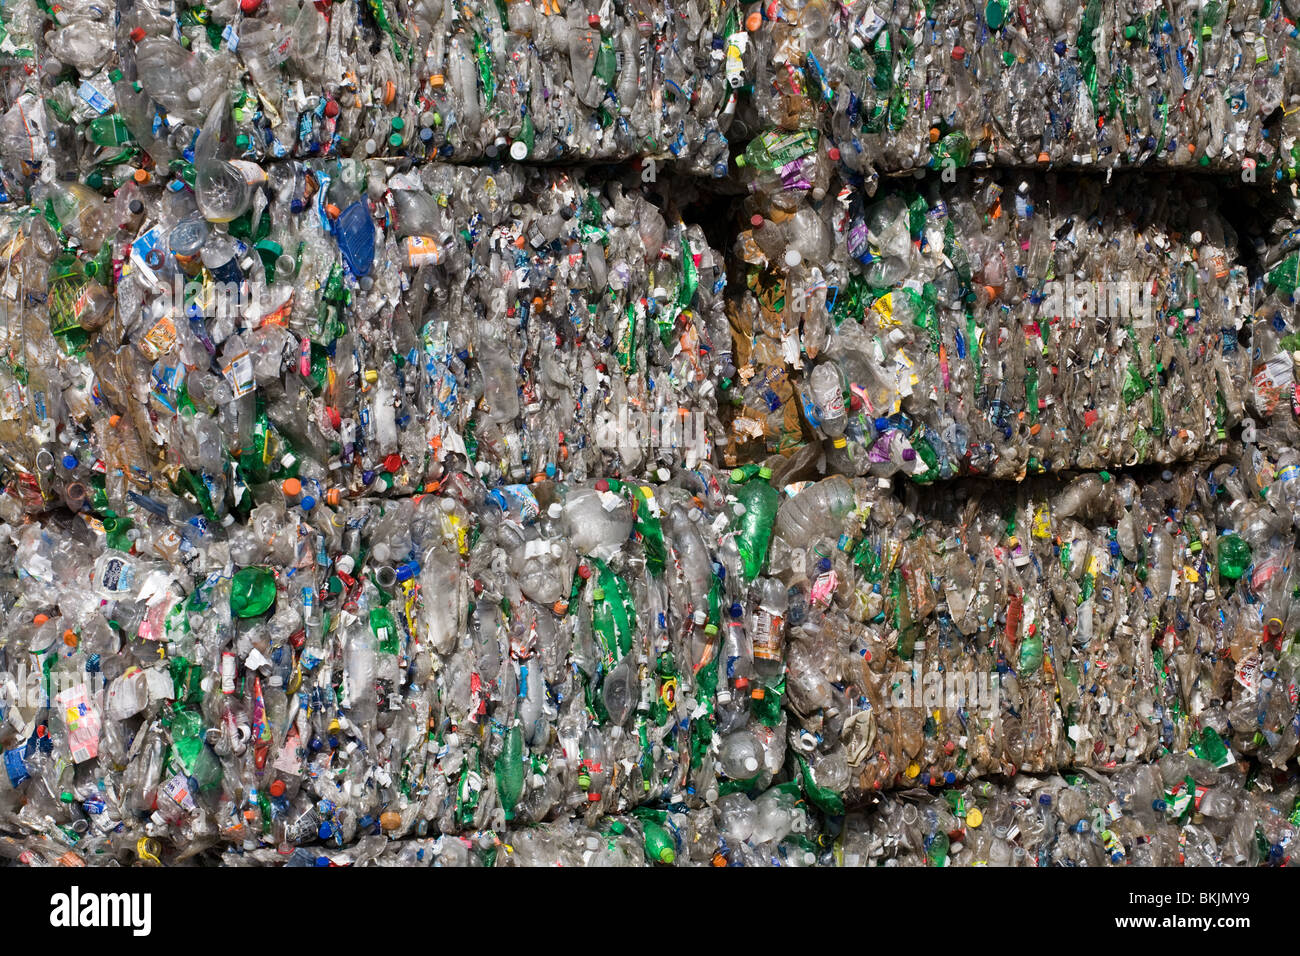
left=510, top=141, right=528, bottom=161
left=784, top=249, right=802, bottom=268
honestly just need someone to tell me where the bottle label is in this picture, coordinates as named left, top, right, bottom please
left=856, top=7, right=886, bottom=42
left=222, top=350, right=256, bottom=399
left=97, top=555, right=135, bottom=593
left=405, top=235, right=445, bottom=266
left=752, top=612, right=783, bottom=660
left=227, top=159, right=268, bottom=185
left=54, top=684, right=101, bottom=763
left=140, top=315, right=178, bottom=361
left=77, top=81, right=114, bottom=114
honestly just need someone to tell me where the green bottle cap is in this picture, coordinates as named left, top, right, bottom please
left=734, top=155, right=747, bottom=168
left=391, top=116, right=405, bottom=131
left=758, top=466, right=772, bottom=480
left=388, top=132, right=404, bottom=148
left=730, top=468, right=745, bottom=482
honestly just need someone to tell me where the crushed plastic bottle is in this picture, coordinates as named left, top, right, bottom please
left=0, top=0, right=1296, bottom=871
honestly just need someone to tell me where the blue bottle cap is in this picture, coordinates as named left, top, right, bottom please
left=300, top=495, right=316, bottom=511
left=61, top=454, right=78, bottom=469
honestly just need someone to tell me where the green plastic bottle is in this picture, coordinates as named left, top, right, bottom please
left=730, top=466, right=779, bottom=581
left=642, top=819, right=676, bottom=864
left=1018, top=627, right=1043, bottom=674
left=369, top=606, right=400, bottom=655
left=1217, top=535, right=1252, bottom=580
left=1193, top=727, right=1233, bottom=768
left=495, top=724, right=525, bottom=819
left=734, top=128, right=819, bottom=171
left=230, top=566, right=277, bottom=618
left=88, top=114, right=134, bottom=148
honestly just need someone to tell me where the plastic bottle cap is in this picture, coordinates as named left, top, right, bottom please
left=952, top=45, right=966, bottom=59
left=510, top=141, right=528, bottom=161
left=324, top=99, right=339, bottom=118
left=384, top=454, right=402, bottom=473
left=784, top=250, right=802, bottom=267
left=282, top=478, right=301, bottom=497
left=391, top=117, right=405, bottom=131
left=827, top=147, right=840, bottom=161
left=300, top=496, right=316, bottom=511
left=269, top=780, right=285, bottom=797
left=61, top=454, right=78, bottom=469
left=388, top=133, right=404, bottom=148
left=241, top=0, right=262, bottom=11
left=966, top=808, right=982, bottom=827
left=758, top=466, right=772, bottom=479
left=744, top=757, right=759, bottom=772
